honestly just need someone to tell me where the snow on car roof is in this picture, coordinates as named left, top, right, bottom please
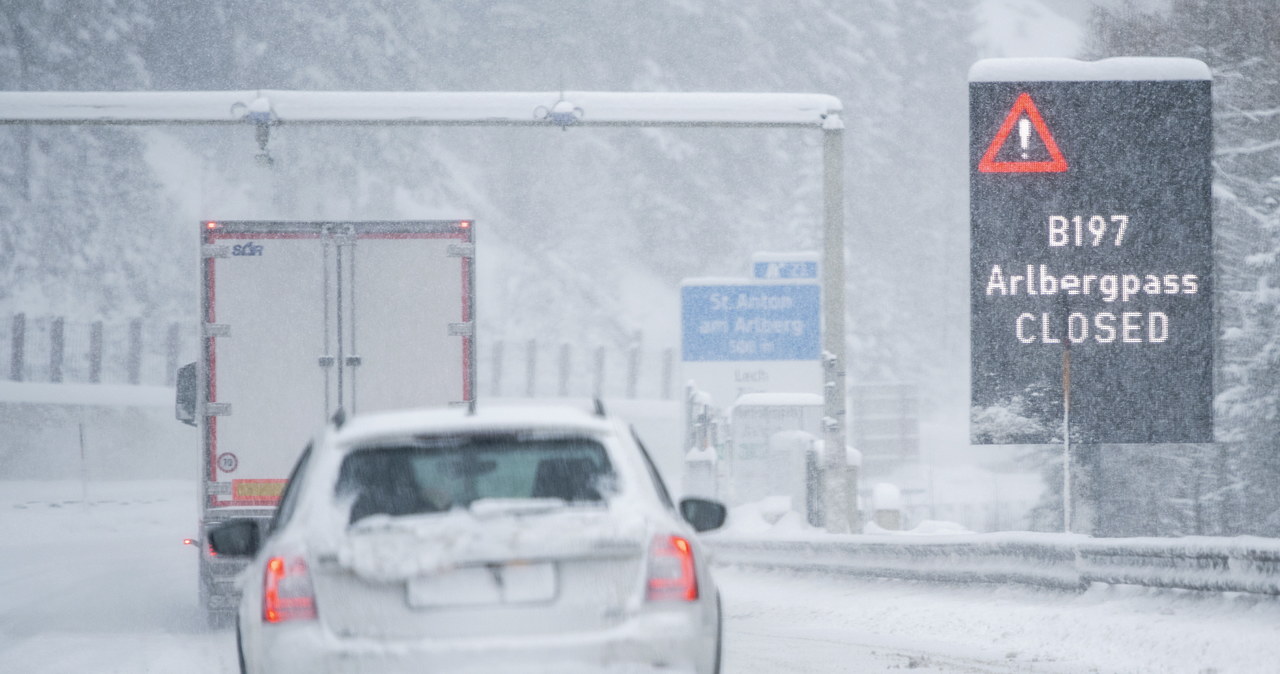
left=969, top=57, right=1211, bottom=82
left=332, top=404, right=615, bottom=447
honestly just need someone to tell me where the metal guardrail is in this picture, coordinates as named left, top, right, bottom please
left=708, top=533, right=1280, bottom=596
left=1077, top=537, right=1280, bottom=596
left=2, top=313, right=676, bottom=399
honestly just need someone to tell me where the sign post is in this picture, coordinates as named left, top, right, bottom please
left=969, top=58, right=1214, bottom=528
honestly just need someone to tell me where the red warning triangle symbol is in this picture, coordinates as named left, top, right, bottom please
left=978, top=92, right=1068, bottom=173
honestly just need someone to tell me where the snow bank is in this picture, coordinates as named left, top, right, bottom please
left=721, top=496, right=815, bottom=537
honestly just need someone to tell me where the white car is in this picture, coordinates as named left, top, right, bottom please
left=210, top=403, right=727, bottom=674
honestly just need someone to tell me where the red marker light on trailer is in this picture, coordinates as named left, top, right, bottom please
left=205, top=221, right=218, bottom=230
left=183, top=538, right=194, bottom=546
left=459, top=220, right=471, bottom=229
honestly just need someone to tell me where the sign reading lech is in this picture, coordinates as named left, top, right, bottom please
left=970, top=58, right=1214, bottom=445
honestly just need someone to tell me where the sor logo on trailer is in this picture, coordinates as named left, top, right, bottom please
left=232, top=242, right=264, bottom=257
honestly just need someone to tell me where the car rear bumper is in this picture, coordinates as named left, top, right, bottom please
left=251, top=608, right=708, bottom=674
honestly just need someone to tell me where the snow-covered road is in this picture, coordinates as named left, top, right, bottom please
left=2, top=481, right=1277, bottom=673
left=718, top=566, right=1280, bottom=673
left=0, top=481, right=235, bottom=672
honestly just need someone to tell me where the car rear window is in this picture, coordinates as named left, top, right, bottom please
left=336, top=434, right=616, bottom=524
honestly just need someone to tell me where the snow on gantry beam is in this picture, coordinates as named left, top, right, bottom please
left=969, top=57, right=1211, bottom=82
left=0, top=90, right=843, bottom=128
left=0, top=91, right=258, bottom=125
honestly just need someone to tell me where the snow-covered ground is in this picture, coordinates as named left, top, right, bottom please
left=0, top=480, right=235, bottom=673
left=3, top=480, right=1278, bottom=673
left=720, top=567, right=1280, bottom=673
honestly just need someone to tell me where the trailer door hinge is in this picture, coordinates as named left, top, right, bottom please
left=448, top=243, right=475, bottom=259
left=327, top=228, right=357, bottom=245
left=206, top=403, right=232, bottom=416
left=345, top=355, right=362, bottom=367
left=202, top=245, right=230, bottom=259
left=448, top=322, right=474, bottom=337
left=318, top=355, right=336, bottom=368
left=204, top=323, right=230, bottom=338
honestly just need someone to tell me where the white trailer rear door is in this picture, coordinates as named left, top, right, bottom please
left=345, top=230, right=471, bottom=413
left=201, top=221, right=473, bottom=507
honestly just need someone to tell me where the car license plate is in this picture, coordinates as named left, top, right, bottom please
left=501, top=561, right=557, bottom=603
left=406, top=562, right=556, bottom=608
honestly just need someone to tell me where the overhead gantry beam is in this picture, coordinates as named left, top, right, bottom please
left=0, top=90, right=841, bottom=129
left=0, top=87, right=854, bottom=533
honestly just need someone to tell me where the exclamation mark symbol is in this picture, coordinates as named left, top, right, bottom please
left=1018, top=118, right=1031, bottom=159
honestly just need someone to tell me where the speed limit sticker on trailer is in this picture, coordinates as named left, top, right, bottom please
left=216, top=452, right=239, bottom=473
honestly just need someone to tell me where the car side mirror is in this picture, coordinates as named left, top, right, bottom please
left=208, top=519, right=261, bottom=557
left=175, top=362, right=197, bottom=427
left=679, top=497, right=727, bottom=533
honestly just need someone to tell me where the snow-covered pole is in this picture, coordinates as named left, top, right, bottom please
left=821, top=113, right=851, bottom=533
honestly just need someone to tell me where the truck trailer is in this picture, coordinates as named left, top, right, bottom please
left=176, top=219, right=475, bottom=624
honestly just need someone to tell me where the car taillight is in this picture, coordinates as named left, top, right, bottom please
left=646, top=534, right=698, bottom=602
left=263, top=556, right=317, bottom=623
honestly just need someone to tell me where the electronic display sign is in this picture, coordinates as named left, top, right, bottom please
left=969, top=58, right=1214, bottom=444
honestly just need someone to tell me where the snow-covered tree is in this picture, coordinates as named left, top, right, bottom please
left=1083, top=0, right=1280, bottom=535
left=0, top=1, right=184, bottom=318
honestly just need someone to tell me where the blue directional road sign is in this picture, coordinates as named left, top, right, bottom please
left=753, top=260, right=818, bottom=280
left=682, top=283, right=820, bottom=362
